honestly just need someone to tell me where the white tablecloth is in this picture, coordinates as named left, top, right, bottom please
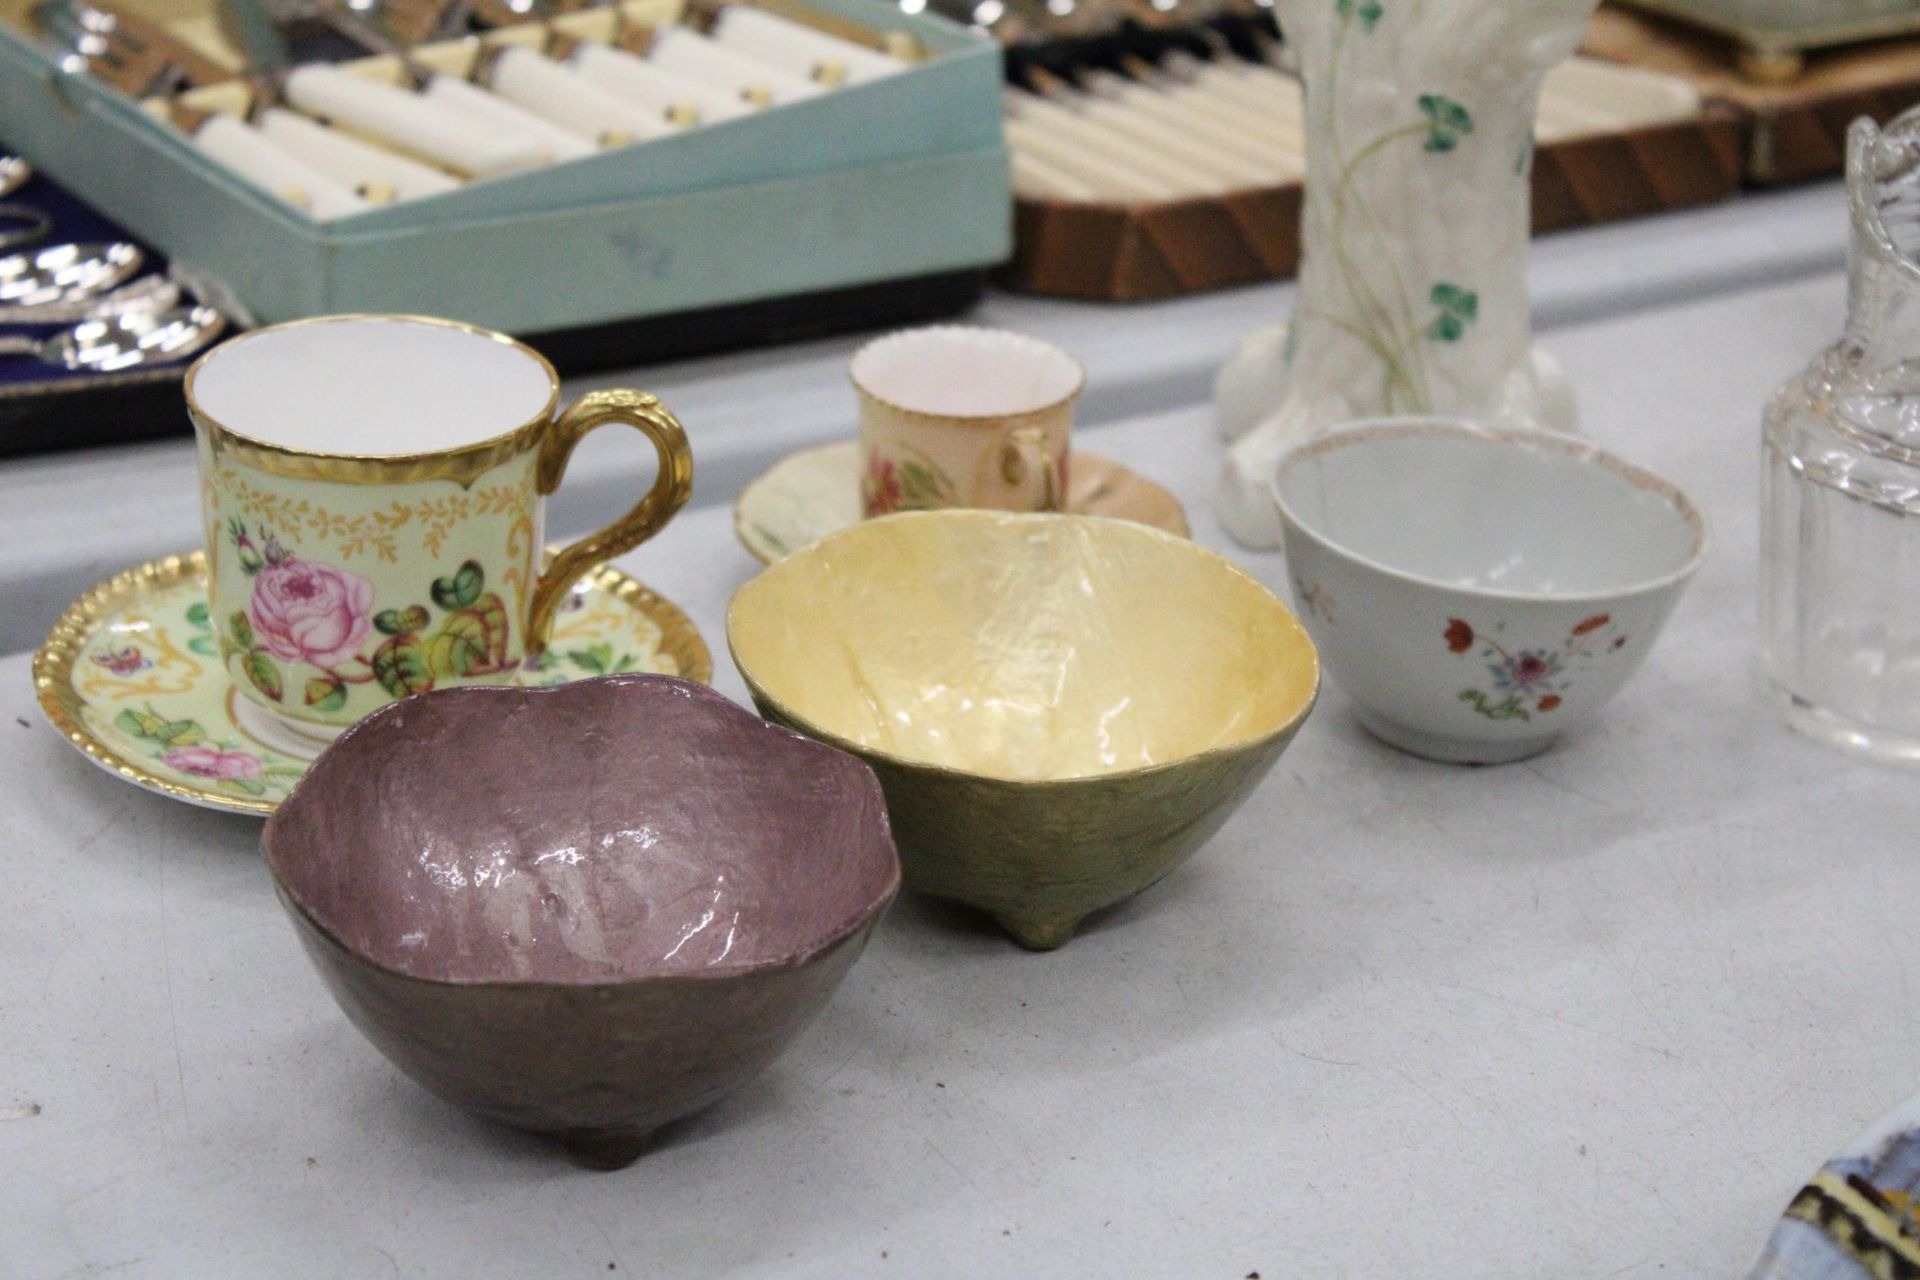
left=7, top=246, right=1920, bottom=1277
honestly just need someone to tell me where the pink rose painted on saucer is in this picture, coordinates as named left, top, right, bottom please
left=248, top=559, right=375, bottom=670
left=163, top=745, right=265, bottom=781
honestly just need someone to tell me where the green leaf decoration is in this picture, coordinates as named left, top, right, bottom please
left=455, top=563, right=485, bottom=607
left=1430, top=283, right=1478, bottom=319
left=188, top=636, right=218, bottom=657
left=422, top=594, right=511, bottom=678
left=264, top=766, right=308, bottom=781
left=114, top=707, right=205, bottom=747
left=431, top=560, right=486, bottom=611
left=1425, top=283, right=1480, bottom=343
left=898, top=462, right=952, bottom=507
left=567, top=643, right=613, bottom=676
left=426, top=629, right=487, bottom=680
left=229, top=610, right=255, bottom=650
left=1419, top=94, right=1474, bottom=152
left=243, top=651, right=284, bottom=703
left=304, top=674, right=348, bottom=712
left=225, top=777, right=268, bottom=797
left=371, top=635, right=434, bottom=699
left=1459, top=689, right=1530, bottom=722
left=186, top=601, right=210, bottom=628
left=374, top=605, right=432, bottom=636
left=468, top=593, right=511, bottom=668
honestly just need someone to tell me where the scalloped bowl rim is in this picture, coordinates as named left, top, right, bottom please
left=262, top=674, right=901, bottom=988
left=726, top=511, right=1321, bottom=787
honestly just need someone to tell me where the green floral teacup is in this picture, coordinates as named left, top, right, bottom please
left=186, top=314, right=693, bottom=743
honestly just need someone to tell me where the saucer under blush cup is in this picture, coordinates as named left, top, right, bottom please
left=261, top=675, right=900, bottom=1169
left=727, top=510, right=1319, bottom=951
left=1271, top=418, right=1706, bottom=765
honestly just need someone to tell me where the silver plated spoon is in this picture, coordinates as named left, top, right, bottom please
left=0, top=156, right=30, bottom=199
left=0, top=304, right=227, bottom=371
left=0, top=273, right=180, bottom=325
left=0, top=241, right=143, bottom=308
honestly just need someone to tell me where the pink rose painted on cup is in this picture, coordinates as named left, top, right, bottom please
left=163, top=745, right=264, bottom=781
left=249, top=560, right=375, bottom=669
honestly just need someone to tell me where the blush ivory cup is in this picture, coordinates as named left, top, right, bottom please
left=728, top=511, right=1320, bottom=951
left=184, top=314, right=692, bottom=749
left=1271, top=417, right=1707, bottom=765
left=851, top=326, right=1083, bottom=518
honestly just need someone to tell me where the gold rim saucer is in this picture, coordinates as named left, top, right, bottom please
left=33, top=551, right=711, bottom=816
left=733, top=440, right=1191, bottom=564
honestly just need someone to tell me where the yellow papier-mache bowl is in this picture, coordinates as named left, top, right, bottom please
left=727, top=511, right=1319, bottom=950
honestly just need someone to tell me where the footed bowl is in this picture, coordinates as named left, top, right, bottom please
left=262, top=674, right=899, bottom=1168
left=727, top=511, right=1319, bottom=950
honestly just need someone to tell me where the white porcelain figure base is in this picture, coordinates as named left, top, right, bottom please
left=1216, top=331, right=1580, bottom=547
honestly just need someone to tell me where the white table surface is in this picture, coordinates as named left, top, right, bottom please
left=0, top=182, right=1848, bottom=655
left=8, top=257, right=1920, bottom=1278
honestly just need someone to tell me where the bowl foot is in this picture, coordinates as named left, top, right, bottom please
left=995, top=913, right=1084, bottom=951
left=1354, top=709, right=1556, bottom=765
left=558, top=1126, right=658, bottom=1170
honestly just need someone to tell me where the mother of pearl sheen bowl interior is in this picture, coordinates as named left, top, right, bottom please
left=1273, top=422, right=1705, bottom=596
left=263, top=676, right=898, bottom=985
left=727, top=512, right=1320, bottom=782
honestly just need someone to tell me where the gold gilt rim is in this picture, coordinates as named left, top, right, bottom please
left=33, top=551, right=713, bottom=817
left=30, top=552, right=274, bottom=815
left=185, top=315, right=561, bottom=490
left=572, top=559, right=714, bottom=686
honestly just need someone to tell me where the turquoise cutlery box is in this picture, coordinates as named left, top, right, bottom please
left=0, top=0, right=1010, bottom=335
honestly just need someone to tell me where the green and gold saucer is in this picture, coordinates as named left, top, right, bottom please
left=733, top=440, right=1191, bottom=564
left=33, top=551, right=711, bottom=816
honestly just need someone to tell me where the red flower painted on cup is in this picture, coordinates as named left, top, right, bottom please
left=1448, top=612, right=1623, bottom=723
left=863, top=451, right=903, bottom=517
left=249, top=559, right=375, bottom=669
left=163, top=745, right=264, bottom=781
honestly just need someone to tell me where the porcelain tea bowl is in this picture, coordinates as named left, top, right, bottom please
left=727, top=511, right=1320, bottom=951
left=261, top=674, right=899, bottom=1169
left=1271, top=417, right=1707, bottom=765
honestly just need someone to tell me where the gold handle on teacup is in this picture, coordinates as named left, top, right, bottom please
left=998, top=424, right=1063, bottom=513
left=526, top=389, right=694, bottom=655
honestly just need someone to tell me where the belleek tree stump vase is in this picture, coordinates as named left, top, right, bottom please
left=1215, top=0, right=1598, bottom=548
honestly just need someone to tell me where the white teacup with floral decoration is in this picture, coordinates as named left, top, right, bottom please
left=186, top=314, right=692, bottom=746
left=851, top=327, right=1082, bottom=518
left=1271, top=418, right=1706, bottom=764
